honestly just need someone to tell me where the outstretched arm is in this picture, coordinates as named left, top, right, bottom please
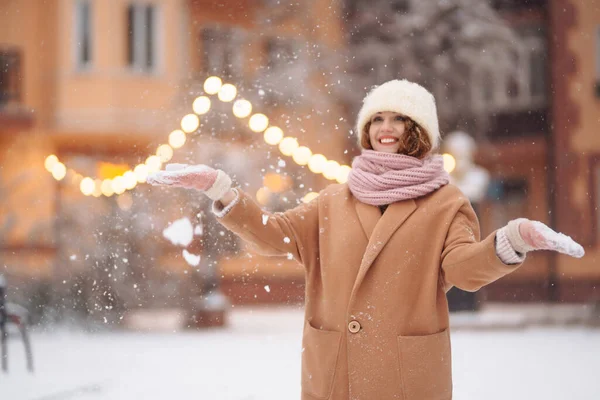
left=212, top=188, right=319, bottom=265
left=147, top=164, right=320, bottom=265
left=441, top=202, right=520, bottom=292
left=440, top=200, right=584, bottom=293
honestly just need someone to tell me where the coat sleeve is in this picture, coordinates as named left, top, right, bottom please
left=440, top=199, right=524, bottom=292
left=212, top=188, right=319, bottom=267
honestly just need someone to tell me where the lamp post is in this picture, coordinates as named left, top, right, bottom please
left=443, top=131, right=490, bottom=312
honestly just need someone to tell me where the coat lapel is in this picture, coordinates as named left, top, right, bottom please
left=354, top=197, right=380, bottom=240
left=351, top=198, right=418, bottom=298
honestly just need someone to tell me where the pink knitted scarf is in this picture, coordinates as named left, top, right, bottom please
left=347, top=150, right=450, bottom=206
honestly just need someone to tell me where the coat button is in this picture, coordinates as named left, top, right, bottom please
left=348, top=320, right=361, bottom=333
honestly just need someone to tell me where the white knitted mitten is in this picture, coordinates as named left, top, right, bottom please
left=504, top=218, right=584, bottom=258
left=147, top=164, right=232, bottom=201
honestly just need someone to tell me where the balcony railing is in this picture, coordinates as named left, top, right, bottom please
left=0, top=48, right=22, bottom=107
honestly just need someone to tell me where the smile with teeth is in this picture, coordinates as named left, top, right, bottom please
left=379, top=137, right=399, bottom=145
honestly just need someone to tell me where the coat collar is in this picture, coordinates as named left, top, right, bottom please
left=351, top=197, right=417, bottom=299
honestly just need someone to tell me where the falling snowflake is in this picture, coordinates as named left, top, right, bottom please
left=182, top=249, right=201, bottom=267
left=163, top=218, right=194, bottom=247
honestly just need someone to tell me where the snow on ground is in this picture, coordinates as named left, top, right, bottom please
left=2, top=306, right=599, bottom=400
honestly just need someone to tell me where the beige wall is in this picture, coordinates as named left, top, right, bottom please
left=52, top=0, right=189, bottom=136
left=0, top=0, right=190, bottom=137
left=0, top=1, right=57, bottom=253
left=0, top=0, right=192, bottom=279
left=187, top=0, right=353, bottom=280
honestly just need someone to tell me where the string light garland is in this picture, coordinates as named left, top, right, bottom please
left=43, top=76, right=360, bottom=203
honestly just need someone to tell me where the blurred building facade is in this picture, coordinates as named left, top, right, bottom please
left=475, top=0, right=599, bottom=303
left=0, top=0, right=203, bottom=318
left=0, top=0, right=351, bottom=314
left=0, top=0, right=598, bottom=316
left=186, top=0, right=350, bottom=304
left=548, top=0, right=600, bottom=302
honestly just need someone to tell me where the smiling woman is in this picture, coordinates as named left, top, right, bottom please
left=361, top=111, right=432, bottom=158
left=147, top=78, right=585, bottom=400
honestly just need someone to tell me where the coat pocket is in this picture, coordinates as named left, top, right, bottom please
left=397, top=329, right=452, bottom=400
left=301, top=321, right=342, bottom=400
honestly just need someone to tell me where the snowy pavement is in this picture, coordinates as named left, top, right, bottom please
left=2, top=306, right=599, bottom=400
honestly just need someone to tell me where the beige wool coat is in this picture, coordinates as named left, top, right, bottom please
left=215, top=182, right=523, bottom=400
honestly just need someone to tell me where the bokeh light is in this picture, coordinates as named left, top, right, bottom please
left=249, top=113, right=269, bottom=132
left=204, top=76, right=222, bottom=94
left=192, top=96, right=211, bottom=115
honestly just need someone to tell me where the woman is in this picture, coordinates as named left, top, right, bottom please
left=148, top=80, right=584, bottom=399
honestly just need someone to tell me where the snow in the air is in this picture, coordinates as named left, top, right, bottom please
left=182, top=249, right=201, bottom=267
left=162, top=218, right=194, bottom=247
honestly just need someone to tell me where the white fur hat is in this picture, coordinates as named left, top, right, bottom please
left=356, top=79, right=440, bottom=150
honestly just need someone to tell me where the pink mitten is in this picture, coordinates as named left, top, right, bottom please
left=146, top=164, right=232, bottom=201
left=505, top=218, right=584, bottom=258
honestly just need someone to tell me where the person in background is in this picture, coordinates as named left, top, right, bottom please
left=148, top=79, right=584, bottom=400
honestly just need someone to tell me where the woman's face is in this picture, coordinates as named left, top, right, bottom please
left=368, top=111, right=407, bottom=153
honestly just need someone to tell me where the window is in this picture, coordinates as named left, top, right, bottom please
left=74, top=0, right=92, bottom=69
left=201, top=26, right=244, bottom=79
left=0, top=49, right=21, bottom=105
left=266, top=37, right=297, bottom=69
left=127, top=3, right=158, bottom=72
left=390, top=0, right=411, bottom=13
left=471, top=27, right=547, bottom=111
left=529, top=43, right=547, bottom=99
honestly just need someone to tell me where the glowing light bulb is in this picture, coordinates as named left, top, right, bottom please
left=192, top=96, right=211, bottom=115
left=44, top=155, right=59, bottom=172
left=232, top=99, right=252, bottom=118
left=101, top=179, right=115, bottom=196
left=134, top=164, right=149, bottom=183
left=204, top=76, right=222, bottom=94
left=323, top=160, right=341, bottom=180
left=168, top=130, right=186, bottom=149
left=181, top=114, right=200, bottom=133
left=51, top=162, right=67, bottom=181
left=218, top=84, right=237, bottom=102
left=264, top=126, right=284, bottom=145
left=92, top=180, right=102, bottom=197
left=249, top=113, right=269, bottom=132
left=80, top=177, right=95, bottom=196
left=292, top=146, right=312, bottom=166
left=308, top=154, right=327, bottom=174
left=443, top=153, right=456, bottom=173
left=278, top=137, right=299, bottom=156
left=145, top=155, right=162, bottom=173
left=112, top=176, right=126, bottom=194
left=156, top=144, right=174, bottom=162
left=123, top=171, right=137, bottom=190
left=335, top=165, right=352, bottom=184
